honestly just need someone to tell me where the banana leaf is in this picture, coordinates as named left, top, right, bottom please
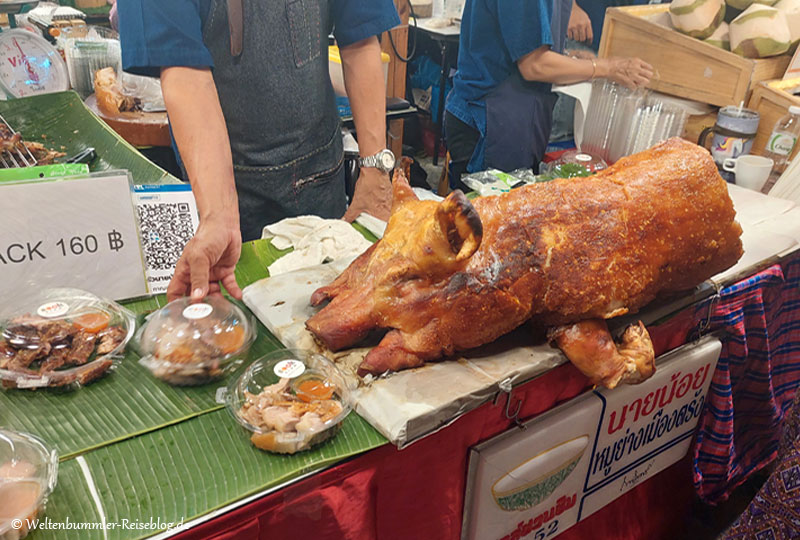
left=0, top=239, right=281, bottom=459
left=0, top=91, right=177, bottom=185
left=40, top=409, right=385, bottom=540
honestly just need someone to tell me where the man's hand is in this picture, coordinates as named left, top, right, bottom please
left=568, top=2, right=593, bottom=44
left=599, top=57, right=654, bottom=90
left=342, top=167, right=392, bottom=222
left=167, top=215, right=243, bottom=302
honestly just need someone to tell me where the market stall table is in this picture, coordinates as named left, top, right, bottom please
left=2, top=141, right=799, bottom=538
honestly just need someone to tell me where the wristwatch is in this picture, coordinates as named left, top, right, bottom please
left=358, top=149, right=396, bottom=174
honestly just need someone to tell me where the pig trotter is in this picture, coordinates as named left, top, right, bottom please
left=548, top=319, right=655, bottom=389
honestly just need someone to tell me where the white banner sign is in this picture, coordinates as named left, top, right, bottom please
left=0, top=172, right=147, bottom=301
left=462, top=337, right=721, bottom=540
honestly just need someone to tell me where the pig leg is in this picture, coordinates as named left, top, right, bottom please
left=547, top=319, right=655, bottom=389
left=357, top=320, right=454, bottom=377
left=358, top=331, right=426, bottom=377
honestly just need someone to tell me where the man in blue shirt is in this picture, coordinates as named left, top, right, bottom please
left=444, top=0, right=652, bottom=188
left=118, top=0, right=399, bottom=302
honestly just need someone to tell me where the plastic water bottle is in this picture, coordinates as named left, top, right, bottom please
left=762, top=105, right=800, bottom=193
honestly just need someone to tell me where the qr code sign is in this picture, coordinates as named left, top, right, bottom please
left=138, top=202, right=195, bottom=271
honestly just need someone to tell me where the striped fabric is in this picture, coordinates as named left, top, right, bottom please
left=692, top=257, right=800, bottom=503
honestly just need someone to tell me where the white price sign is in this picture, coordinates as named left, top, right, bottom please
left=0, top=171, right=147, bottom=301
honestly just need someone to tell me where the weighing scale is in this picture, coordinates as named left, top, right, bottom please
left=0, top=29, right=69, bottom=98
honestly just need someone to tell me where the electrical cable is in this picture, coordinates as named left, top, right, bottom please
left=388, top=1, right=417, bottom=63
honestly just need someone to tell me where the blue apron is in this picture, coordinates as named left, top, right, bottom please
left=203, top=0, right=346, bottom=241
left=483, top=0, right=571, bottom=172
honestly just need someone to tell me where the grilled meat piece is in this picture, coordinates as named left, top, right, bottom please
left=39, top=321, right=77, bottom=348
left=0, top=124, right=21, bottom=152
left=96, top=326, right=126, bottom=355
left=4, top=325, right=42, bottom=349
left=22, top=142, right=65, bottom=165
left=0, top=341, right=16, bottom=369
left=67, top=331, right=97, bottom=366
left=8, top=347, right=46, bottom=370
left=39, top=346, right=71, bottom=373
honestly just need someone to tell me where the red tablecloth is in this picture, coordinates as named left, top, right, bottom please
left=174, top=259, right=800, bottom=540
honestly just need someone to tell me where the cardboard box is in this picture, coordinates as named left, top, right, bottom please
left=747, top=78, right=800, bottom=160
left=599, top=5, right=791, bottom=108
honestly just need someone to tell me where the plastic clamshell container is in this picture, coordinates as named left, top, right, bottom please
left=0, top=429, right=58, bottom=540
left=0, top=288, right=135, bottom=390
left=550, top=150, right=608, bottom=173
left=137, top=296, right=255, bottom=386
left=223, top=349, right=353, bottom=454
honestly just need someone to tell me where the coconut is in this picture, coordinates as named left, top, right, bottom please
left=704, top=21, right=731, bottom=48
left=670, top=0, right=726, bottom=39
left=726, top=0, right=778, bottom=9
left=776, top=0, right=800, bottom=51
left=730, top=4, right=792, bottom=57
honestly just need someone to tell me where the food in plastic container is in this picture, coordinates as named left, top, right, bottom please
left=223, top=349, right=352, bottom=454
left=669, top=0, right=726, bottom=40
left=137, top=296, right=255, bottom=386
left=0, top=288, right=135, bottom=390
left=547, top=150, right=608, bottom=174
left=0, top=429, right=58, bottom=540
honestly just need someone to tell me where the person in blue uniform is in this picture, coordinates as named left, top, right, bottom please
left=118, top=0, right=399, bottom=302
left=444, top=0, right=653, bottom=189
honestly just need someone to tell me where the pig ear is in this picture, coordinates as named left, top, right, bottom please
left=391, top=162, right=419, bottom=209
left=436, top=190, right=483, bottom=261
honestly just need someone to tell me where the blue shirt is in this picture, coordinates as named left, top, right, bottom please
left=445, top=0, right=557, bottom=172
left=119, top=0, right=400, bottom=77
left=579, top=0, right=648, bottom=51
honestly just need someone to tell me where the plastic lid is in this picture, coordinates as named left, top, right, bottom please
left=789, top=105, right=800, bottom=117
left=0, top=288, right=135, bottom=389
left=137, top=296, right=254, bottom=372
left=548, top=149, right=608, bottom=174
left=0, top=429, right=58, bottom=533
left=223, top=349, right=353, bottom=453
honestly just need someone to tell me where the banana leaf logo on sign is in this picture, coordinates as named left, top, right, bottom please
left=462, top=337, right=721, bottom=540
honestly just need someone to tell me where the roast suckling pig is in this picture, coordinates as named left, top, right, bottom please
left=306, top=138, right=743, bottom=388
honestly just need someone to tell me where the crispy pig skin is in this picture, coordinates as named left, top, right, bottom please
left=306, top=138, right=744, bottom=382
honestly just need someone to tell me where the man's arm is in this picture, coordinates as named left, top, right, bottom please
left=517, top=47, right=653, bottom=89
left=160, top=66, right=243, bottom=301
left=339, top=36, right=392, bottom=222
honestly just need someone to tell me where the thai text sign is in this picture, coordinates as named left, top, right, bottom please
left=462, top=337, right=721, bottom=540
